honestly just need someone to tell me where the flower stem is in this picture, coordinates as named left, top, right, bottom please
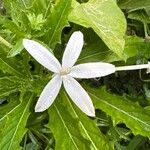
left=116, top=63, right=150, bottom=71
left=0, top=36, right=13, bottom=48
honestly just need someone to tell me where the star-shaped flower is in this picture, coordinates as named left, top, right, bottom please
left=23, top=31, right=116, bottom=116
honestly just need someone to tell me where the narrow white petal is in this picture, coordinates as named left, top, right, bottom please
left=35, top=75, right=62, bottom=112
left=63, top=76, right=95, bottom=116
left=62, top=31, right=84, bottom=68
left=69, top=63, right=116, bottom=79
left=23, top=39, right=61, bottom=73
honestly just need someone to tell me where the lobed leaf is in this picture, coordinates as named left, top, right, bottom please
left=44, top=0, right=72, bottom=49
left=48, top=91, right=113, bottom=150
left=86, top=86, right=150, bottom=137
left=69, top=0, right=126, bottom=58
left=48, top=100, right=90, bottom=150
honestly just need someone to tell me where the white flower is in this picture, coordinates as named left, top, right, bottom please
left=23, top=31, right=116, bottom=116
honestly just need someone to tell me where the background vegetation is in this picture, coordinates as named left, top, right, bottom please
left=0, top=0, right=150, bottom=149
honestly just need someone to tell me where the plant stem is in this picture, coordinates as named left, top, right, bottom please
left=0, top=36, right=13, bottom=48
left=116, top=63, right=150, bottom=71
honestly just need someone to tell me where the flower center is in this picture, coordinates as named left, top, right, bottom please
left=60, top=68, right=71, bottom=76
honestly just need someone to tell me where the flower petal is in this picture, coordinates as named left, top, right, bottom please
left=35, top=75, right=62, bottom=112
left=69, top=62, right=116, bottom=78
left=63, top=76, right=95, bottom=116
left=23, top=39, right=61, bottom=73
left=62, top=31, right=84, bottom=68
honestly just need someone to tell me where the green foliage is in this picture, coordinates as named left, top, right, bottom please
left=0, top=0, right=150, bottom=149
left=118, top=0, right=150, bottom=10
left=0, top=52, right=24, bottom=77
left=48, top=92, right=113, bottom=150
left=124, top=36, right=150, bottom=59
left=43, top=0, right=72, bottom=49
left=128, top=10, right=150, bottom=24
left=48, top=99, right=91, bottom=150
left=0, top=76, right=22, bottom=97
left=78, top=29, right=120, bottom=63
left=87, top=86, right=150, bottom=137
left=0, top=93, right=34, bottom=150
left=7, top=39, right=24, bottom=57
left=69, top=0, right=126, bottom=58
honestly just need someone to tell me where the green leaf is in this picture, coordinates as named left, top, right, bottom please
left=7, top=39, right=24, bottom=57
left=48, top=100, right=90, bottom=149
left=86, top=86, right=150, bottom=137
left=44, top=0, right=72, bottom=49
left=2, top=17, right=25, bottom=37
left=0, top=96, right=19, bottom=121
left=0, top=51, right=25, bottom=77
left=0, top=35, right=13, bottom=49
left=29, top=0, right=52, bottom=15
left=0, top=57, right=23, bottom=77
left=0, top=95, right=20, bottom=133
left=4, top=0, right=31, bottom=11
left=0, top=76, right=23, bottom=97
left=0, top=92, right=34, bottom=150
left=127, top=135, right=146, bottom=150
left=124, top=36, right=150, bottom=59
left=48, top=91, right=113, bottom=150
left=3, top=1, right=30, bottom=36
left=77, top=29, right=120, bottom=64
left=69, top=0, right=126, bottom=58
left=118, top=0, right=150, bottom=11
left=145, top=7, right=150, bottom=16
left=128, top=10, right=150, bottom=24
